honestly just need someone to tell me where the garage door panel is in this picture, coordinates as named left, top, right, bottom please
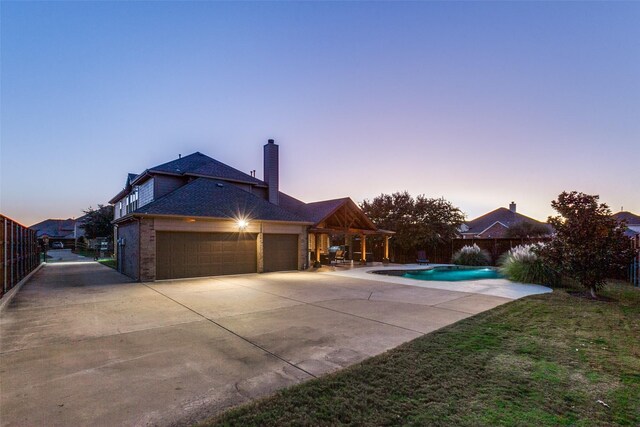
left=264, top=234, right=298, bottom=273
left=156, top=232, right=257, bottom=280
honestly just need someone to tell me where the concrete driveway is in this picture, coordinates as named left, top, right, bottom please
left=1, top=262, right=522, bottom=426
left=44, top=248, right=95, bottom=263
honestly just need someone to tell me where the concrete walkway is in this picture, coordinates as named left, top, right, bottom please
left=0, top=262, right=543, bottom=426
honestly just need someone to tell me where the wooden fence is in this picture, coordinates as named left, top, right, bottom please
left=1, top=214, right=41, bottom=299
left=376, top=237, right=551, bottom=265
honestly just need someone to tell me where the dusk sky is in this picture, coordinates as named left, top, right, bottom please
left=2, top=1, right=639, bottom=227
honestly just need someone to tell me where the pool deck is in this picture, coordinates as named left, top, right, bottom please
left=325, top=264, right=552, bottom=300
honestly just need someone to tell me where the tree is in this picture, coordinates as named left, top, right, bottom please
left=505, top=221, right=551, bottom=238
left=361, top=191, right=465, bottom=260
left=542, top=191, right=634, bottom=298
left=82, top=204, right=114, bottom=239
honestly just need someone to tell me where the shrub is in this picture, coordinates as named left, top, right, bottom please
left=543, top=191, right=635, bottom=298
left=499, top=243, right=557, bottom=285
left=452, top=244, right=491, bottom=266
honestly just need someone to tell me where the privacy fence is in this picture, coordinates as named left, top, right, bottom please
left=1, top=214, right=41, bottom=299
left=374, top=237, right=551, bottom=265
left=373, top=235, right=639, bottom=286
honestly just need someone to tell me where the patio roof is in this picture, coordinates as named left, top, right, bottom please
left=304, top=198, right=394, bottom=235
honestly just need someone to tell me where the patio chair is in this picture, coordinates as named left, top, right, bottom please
left=416, top=250, right=429, bottom=265
left=334, top=250, right=346, bottom=264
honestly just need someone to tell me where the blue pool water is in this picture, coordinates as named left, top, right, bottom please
left=401, top=266, right=503, bottom=282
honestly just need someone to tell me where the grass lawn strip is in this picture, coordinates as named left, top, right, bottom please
left=201, top=281, right=640, bottom=426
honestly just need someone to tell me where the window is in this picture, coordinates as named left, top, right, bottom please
left=125, top=188, right=139, bottom=214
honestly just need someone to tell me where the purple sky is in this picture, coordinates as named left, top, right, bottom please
left=2, top=2, right=639, bottom=227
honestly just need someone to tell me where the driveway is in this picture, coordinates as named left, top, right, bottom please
left=45, top=248, right=94, bottom=263
left=1, top=262, right=533, bottom=426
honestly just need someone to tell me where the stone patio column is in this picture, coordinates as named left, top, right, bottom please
left=384, top=235, right=389, bottom=259
left=360, top=233, right=366, bottom=264
left=257, top=227, right=264, bottom=273
left=315, top=233, right=321, bottom=262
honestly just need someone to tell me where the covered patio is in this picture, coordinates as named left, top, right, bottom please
left=305, top=198, right=394, bottom=265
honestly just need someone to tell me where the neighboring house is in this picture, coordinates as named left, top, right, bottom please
left=30, top=217, right=85, bottom=248
left=613, top=211, right=640, bottom=238
left=460, top=202, right=552, bottom=239
left=109, top=139, right=392, bottom=281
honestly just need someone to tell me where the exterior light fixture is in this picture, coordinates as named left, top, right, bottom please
left=237, top=219, right=249, bottom=230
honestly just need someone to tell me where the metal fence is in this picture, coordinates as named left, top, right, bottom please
left=1, top=214, right=41, bottom=298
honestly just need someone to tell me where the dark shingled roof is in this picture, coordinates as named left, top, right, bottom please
left=30, top=219, right=77, bottom=238
left=290, top=198, right=351, bottom=225
left=464, top=207, right=551, bottom=235
left=613, top=211, right=640, bottom=225
left=134, top=178, right=309, bottom=223
left=148, top=152, right=265, bottom=186
left=279, top=193, right=351, bottom=224
left=278, top=195, right=378, bottom=229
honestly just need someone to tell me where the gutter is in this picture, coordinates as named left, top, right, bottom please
left=114, top=212, right=313, bottom=226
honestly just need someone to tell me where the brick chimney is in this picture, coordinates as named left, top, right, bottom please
left=263, top=139, right=279, bottom=205
left=509, top=201, right=516, bottom=213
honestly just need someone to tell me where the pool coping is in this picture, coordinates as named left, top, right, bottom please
left=323, top=264, right=552, bottom=300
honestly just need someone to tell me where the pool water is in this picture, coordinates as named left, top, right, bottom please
left=402, top=266, right=503, bottom=281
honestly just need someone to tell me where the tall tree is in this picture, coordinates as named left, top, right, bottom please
left=82, top=204, right=114, bottom=239
left=543, top=191, right=634, bottom=298
left=361, top=191, right=465, bottom=258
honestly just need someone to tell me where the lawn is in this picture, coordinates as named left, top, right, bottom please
left=98, top=258, right=117, bottom=269
left=201, top=281, right=640, bottom=426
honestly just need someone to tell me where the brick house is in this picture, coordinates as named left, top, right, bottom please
left=460, top=202, right=552, bottom=239
left=110, top=140, right=391, bottom=281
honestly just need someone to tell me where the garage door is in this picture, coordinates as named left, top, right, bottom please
left=156, top=232, right=257, bottom=279
left=263, top=234, right=298, bottom=273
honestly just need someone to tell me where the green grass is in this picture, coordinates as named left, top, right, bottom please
left=98, top=258, right=116, bottom=269
left=201, top=281, right=640, bottom=426
left=74, top=248, right=97, bottom=258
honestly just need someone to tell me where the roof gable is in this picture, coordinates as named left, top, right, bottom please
left=465, top=207, right=548, bottom=234
left=131, top=178, right=308, bottom=223
left=29, top=218, right=77, bottom=238
left=148, top=152, right=264, bottom=186
left=126, top=173, right=138, bottom=186
left=476, top=221, right=509, bottom=238
left=613, top=211, right=640, bottom=225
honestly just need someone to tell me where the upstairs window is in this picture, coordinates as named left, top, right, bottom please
left=125, top=188, right=139, bottom=214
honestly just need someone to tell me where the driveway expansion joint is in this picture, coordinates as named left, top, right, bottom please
left=141, top=283, right=318, bottom=380
left=216, top=281, right=428, bottom=335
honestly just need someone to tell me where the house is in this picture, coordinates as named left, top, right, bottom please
left=460, top=202, right=552, bottom=239
left=109, top=140, right=392, bottom=281
left=30, top=217, right=85, bottom=248
left=613, top=211, right=640, bottom=238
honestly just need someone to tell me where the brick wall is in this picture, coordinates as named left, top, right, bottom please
left=298, top=232, right=308, bottom=269
left=139, top=218, right=156, bottom=281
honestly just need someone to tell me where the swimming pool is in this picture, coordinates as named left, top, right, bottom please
left=374, top=266, right=503, bottom=282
